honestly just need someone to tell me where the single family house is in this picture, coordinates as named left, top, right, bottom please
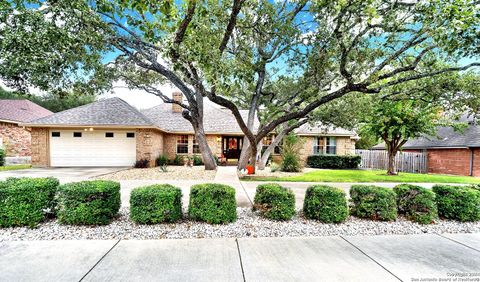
left=22, top=93, right=358, bottom=167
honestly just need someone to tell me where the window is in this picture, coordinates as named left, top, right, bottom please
left=51, top=132, right=60, bottom=137
left=126, top=132, right=135, bottom=138
left=313, top=137, right=324, bottom=154
left=176, top=135, right=188, bottom=154
left=105, top=132, right=114, bottom=138
left=326, top=137, right=337, bottom=154
left=314, top=137, right=337, bottom=155
left=192, top=135, right=200, bottom=154
left=73, top=132, right=82, bottom=138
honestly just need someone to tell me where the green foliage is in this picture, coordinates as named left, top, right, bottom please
left=303, top=185, right=348, bottom=223
left=170, top=155, right=184, bottom=166
left=270, top=163, right=280, bottom=172
left=56, top=180, right=121, bottom=225
left=192, top=155, right=203, bottom=166
left=432, top=185, right=480, bottom=222
left=0, top=148, right=4, bottom=166
left=155, top=155, right=168, bottom=166
left=0, top=177, right=59, bottom=228
left=130, top=184, right=182, bottom=224
left=355, top=131, right=379, bottom=149
left=253, top=183, right=295, bottom=220
left=134, top=159, right=149, bottom=168
left=280, top=134, right=303, bottom=172
left=350, top=185, right=397, bottom=221
left=393, top=184, right=437, bottom=224
left=188, top=184, right=237, bottom=224
left=307, top=155, right=361, bottom=169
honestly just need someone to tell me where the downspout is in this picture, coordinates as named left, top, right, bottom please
left=470, top=148, right=474, bottom=176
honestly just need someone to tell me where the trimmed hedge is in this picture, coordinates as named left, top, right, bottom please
left=432, top=185, right=480, bottom=222
left=56, top=180, right=121, bottom=225
left=188, top=183, right=237, bottom=224
left=303, top=185, right=348, bottom=223
left=130, top=184, right=182, bottom=224
left=0, top=177, right=59, bottom=228
left=306, top=155, right=361, bottom=169
left=350, top=185, right=397, bottom=221
left=253, top=183, right=295, bottom=220
left=393, top=184, right=437, bottom=224
left=0, top=148, right=4, bottom=166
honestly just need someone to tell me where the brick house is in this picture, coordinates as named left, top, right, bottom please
left=374, top=116, right=480, bottom=176
left=22, top=93, right=357, bottom=167
left=0, top=100, right=53, bottom=161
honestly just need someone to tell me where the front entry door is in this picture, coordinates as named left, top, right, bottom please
left=222, top=136, right=243, bottom=160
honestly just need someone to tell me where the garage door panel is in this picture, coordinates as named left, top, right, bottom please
left=50, top=130, right=136, bottom=167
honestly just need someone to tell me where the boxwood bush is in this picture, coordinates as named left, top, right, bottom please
left=306, top=155, right=361, bottom=169
left=0, top=148, right=5, bottom=166
left=393, top=184, right=437, bottom=224
left=253, top=183, right=295, bottom=220
left=303, top=185, right=348, bottom=223
left=432, top=185, right=480, bottom=222
left=130, top=184, right=182, bottom=224
left=56, top=180, right=121, bottom=225
left=188, top=183, right=237, bottom=224
left=0, top=177, right=59, bottom=228
left=350, top=185, right=397, bottom=221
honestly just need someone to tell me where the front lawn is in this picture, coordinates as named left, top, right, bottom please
left=243, top=169, right=480, bottom=184
left=0, top=164, right=31, bottom=171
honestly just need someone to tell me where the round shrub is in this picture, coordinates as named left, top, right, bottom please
left=188, top=183, right=236, bottom=224
left=432, top=185, right=480, bottom=222
left=0, top=177, right=59, bottom=228
left=349, top=185, right=397, bottom=221
left=393, top=184, right=437, bottom=224
left=303, top=185, right=348, bottom=223
left=253, top=183, right=295, bottom=220
left=130, top=184, right=182, bottom=224
left=56, top=180, right=121, bottom=225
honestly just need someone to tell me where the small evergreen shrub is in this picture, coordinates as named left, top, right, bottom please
left=156, top=155, right=169, bottom=166
left=280, top=134, right=303, bottom=172
left=350, top=185, right=397, bottom=221
left=130, top=184, right=182, bottom=224
left=253, top=183, right=295, bottom=220
left=0, top=148, right=5, bottom=166
left=134, top=159, right=149, bottom=168
left=170, top=155, right=185, bottom=166
left=192, top=155, right=203, bottom=166
left=303, top=185, right=348, bottom=223
left=188, top=183, right=237, bottom=224
left=56, top=180, right=121, bottom=225
left=306, top=155, right=361, bottom=169
left=432, top=185, right=480, bottom=222
left=393, top=184, right=437, bottom=224
left=0, top=177, right=59, bottom=227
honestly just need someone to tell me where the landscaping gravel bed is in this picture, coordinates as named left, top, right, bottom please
left=95, top=166, right=216, bottom=181
left=1, top=208, right=479, bottom=241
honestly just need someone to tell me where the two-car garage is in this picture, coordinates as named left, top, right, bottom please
left=49, top=129, right=137, bottom=167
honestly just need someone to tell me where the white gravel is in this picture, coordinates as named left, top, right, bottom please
left=1, top=208, right=479, bottom=241
left=95, top=166, right=216, bottom=181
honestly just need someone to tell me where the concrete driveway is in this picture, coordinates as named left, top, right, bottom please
left=0, top=167, right=126, bottom=182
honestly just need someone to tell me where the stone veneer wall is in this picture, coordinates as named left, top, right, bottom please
left=0, top=122, right=32, bottom=157
left=136, top=129, right=164, bottom=167
left=163, top=133, right=223, bottom=160
left=30, top=127, right=49, bottom=167
left=296, top=136, right=356, bottom=165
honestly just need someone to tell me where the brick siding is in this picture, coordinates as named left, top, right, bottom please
left=30, top=127, right=49, bottom=167
left=0, top=122, right=32, bottom=157
left=135, top=129, right=164, bottom=167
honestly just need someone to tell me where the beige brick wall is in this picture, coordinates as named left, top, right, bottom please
left=136, top=129, right=163, bottom=167
left=163, top=133, right=223, bottom=160
left=0, top=122, right=32, bottom=157
left=31, top=127, right=49, bottom=167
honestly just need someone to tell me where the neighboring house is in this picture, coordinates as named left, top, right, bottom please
left=22, top=93, right=358, bottom=167
left=373, top=116, right=480, bottom=176
left=0, top=100, right=53, bottom=160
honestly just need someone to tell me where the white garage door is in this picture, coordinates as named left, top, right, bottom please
left=49, top=130, right=136, bottom=167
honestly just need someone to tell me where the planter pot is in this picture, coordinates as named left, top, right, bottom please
left=246, top=165, right=255, bottom=175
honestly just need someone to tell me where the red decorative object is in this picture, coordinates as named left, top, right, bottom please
left=246, top=165, right=255, bottom=174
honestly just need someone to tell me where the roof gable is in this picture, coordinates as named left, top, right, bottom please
left=26, top=97, right=153, bottom=127
left=0, top=99, right=53, bottom=123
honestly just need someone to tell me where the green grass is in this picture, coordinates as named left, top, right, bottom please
left=243, top=169, right=480, bottom=184
left=0, top=164, right=31, bottom=171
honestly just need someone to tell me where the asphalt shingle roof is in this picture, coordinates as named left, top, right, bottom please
left=26, top=97, right=153, bottom=126
left=0, top=99, right=53, bottom=123
left=141, top=103, right=259, bottom=134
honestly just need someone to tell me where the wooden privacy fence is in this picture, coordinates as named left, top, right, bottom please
left=355, top=150, right=427, bottom=173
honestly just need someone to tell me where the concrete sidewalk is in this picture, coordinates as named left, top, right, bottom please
left=1, top=233, right=479, bottom=282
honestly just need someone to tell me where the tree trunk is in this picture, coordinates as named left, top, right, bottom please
left=196, top=129, right=217, bottom=170
left=249, top=142, right=258, bottom=173
left=238, top=138, right=250, bottom=169
left=386, top=146, right=398, bottom=175
left=258, top=135, right=283, bottom=170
